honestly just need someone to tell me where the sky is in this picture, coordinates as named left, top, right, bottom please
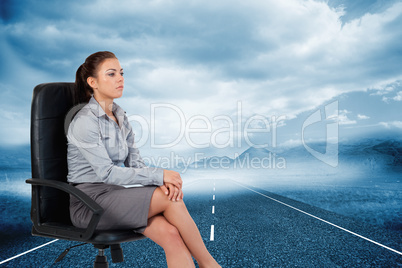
left=0, top=0, right=401, bottom=161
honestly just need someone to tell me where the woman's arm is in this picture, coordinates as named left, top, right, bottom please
left=68, top=111, right=163, bottom=186
left=123, top=118, right=182, bottom=190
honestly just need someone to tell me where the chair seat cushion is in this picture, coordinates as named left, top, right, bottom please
left=36, top=222, right=145, bottom=244
left=90, top=230, right=145, bottom=244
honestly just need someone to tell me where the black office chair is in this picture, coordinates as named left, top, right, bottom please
left=26, top=83, right=145, bottom=268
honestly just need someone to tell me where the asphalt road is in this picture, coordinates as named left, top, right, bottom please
left=1, top=179, right=401, bottom=267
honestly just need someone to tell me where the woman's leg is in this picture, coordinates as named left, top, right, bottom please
left=143, top=215, right=195, bottom=267
left=146, top=187, right=220, bottom=268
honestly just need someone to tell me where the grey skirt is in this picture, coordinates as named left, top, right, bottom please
left=70, top=183, right=157, bottom=233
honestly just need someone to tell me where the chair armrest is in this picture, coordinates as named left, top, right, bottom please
left=26, top=179, right=103, bottom=213
left=26, top=178, right=104, bottom=240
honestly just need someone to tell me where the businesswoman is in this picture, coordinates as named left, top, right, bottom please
left=67, top=51, right=220, bottom=268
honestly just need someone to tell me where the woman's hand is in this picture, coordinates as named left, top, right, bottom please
left=160, top=183, right=183, bottom=201
left=163, top=169, right=182, bottom=190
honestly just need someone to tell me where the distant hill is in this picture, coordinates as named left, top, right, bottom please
left=237, top=146, right=273, bottom=160
left=336, top=139, right=402, bottom=172
left=186, top=138, right=402, bottom=174
left=278, top=138, right=402, bottom=174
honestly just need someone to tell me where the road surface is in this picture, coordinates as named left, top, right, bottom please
left=1, top=179, right=401, bottom=267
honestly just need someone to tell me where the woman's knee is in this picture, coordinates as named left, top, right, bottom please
left=149, top=188, right=189, bottom=219
left=166, top=198, right=188, bottom=213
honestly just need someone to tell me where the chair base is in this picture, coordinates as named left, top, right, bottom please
left=93, top=244, right=124, bottom=268
left=94, top=254, right=108, bottom=268
left=94, top=248, right=109, bottom=268
left=110, top=244, right=124, bottom=263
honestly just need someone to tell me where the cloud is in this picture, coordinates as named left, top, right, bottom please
left=357, top=114, right=370, bottom=120
left=337, top=110, right=357, bottom=125
left=381, top=89, right=402, bottom=103
left=1, top=0, right=401, bottom=154
left=379, top=121, right=402, bottom=129
left=392, top=91, right=402, bottom=101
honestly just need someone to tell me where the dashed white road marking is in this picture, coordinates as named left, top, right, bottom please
left=233, top=180, right=402, bottom=256
left=210, top=225, right=215, bottom=241
left=210, top=182, right=216, bottom=241
left=0, top=239, right=59, bottom=265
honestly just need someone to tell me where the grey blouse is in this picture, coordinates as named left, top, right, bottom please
left=67, top=97, right=163, bottom=186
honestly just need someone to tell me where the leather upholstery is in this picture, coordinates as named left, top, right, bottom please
left=31, top=83, right=75, bottom=224
left=28, top=82, right=144, bottom=248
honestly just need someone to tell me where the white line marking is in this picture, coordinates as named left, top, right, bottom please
left=212, top=206, right=215, bottom=214
left=213, top=187, right=215, bottom=191
left=0, top=239, right=59, bottom=265
left=213, top=195, right=215, bottom=200
left=233, top=181, right=402, bottom=256
left=210, top=225, right=215, bottom=241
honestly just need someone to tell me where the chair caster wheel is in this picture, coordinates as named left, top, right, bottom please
left=94, top=255, right=109, bottom=268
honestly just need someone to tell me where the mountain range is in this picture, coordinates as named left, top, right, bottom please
left=185, top=138, right=402, bottom=174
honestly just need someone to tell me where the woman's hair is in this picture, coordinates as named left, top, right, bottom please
left=74, top=51, right=117, bottom=104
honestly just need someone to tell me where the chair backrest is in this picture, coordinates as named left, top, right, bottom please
left=31, top=83, right=75, bottom=224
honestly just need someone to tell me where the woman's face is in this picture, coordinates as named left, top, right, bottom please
left=88, top=58, right=124, bottom=102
